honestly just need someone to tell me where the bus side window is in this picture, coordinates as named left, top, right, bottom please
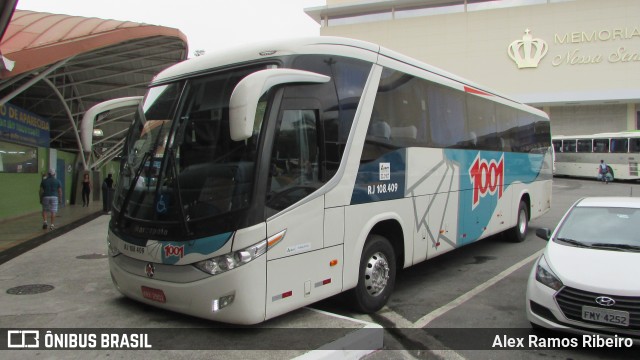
left=361, top=110, right=396, bottom=162
left=267, top=109, right=321, bottom=212
left=466, top=94, right=498, bottom=150
left=563, top=140, right=576, bottom=153
left=611, top=138, right=628, bottom=153
left=427, top=84, right=467, bottom=149
left=292, top=54, right=371, bottom=181
left=577, top=139, right=592, bottom=153
left=497, top=105, right=518, bottom=152
left=361, top=68, right=426, bottom=163
left=593, top=139, right=609, bottom=153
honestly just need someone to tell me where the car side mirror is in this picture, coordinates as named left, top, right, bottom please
left=229, top=68, right=330, bottom=141
left=535, top=228, right=551, bottom=241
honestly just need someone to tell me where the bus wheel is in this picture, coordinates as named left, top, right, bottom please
left=508, top=201, right=529, bottom=242
left=350, top=234, right=396, bottom=313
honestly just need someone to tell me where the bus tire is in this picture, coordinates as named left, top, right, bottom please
left=508, top=201, right=529, bottom=242
left=349, top=234, right=396, bottom=313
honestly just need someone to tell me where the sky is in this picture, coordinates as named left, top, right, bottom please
left=15, top=0, right=326, bottom=57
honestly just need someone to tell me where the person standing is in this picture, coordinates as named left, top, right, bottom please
left=598, top=159, right=610, bottom=184
left=81, top=173, right=91, bottom=207
left=40, top=168, right=62, bottom=230
left=102, top=173, right=114, bottom=212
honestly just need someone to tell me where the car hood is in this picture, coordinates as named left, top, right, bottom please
left=546, top=240, right=640, bottom=296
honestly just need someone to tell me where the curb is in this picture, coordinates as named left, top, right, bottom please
left=295, top=308, right=384, bottom=360
left=0, top=211, right=105, bottom=265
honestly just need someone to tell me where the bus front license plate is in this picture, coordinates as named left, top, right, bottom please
left=582, top=306, right=629, bottom=326
left=141, top=286, right=166, bottom=303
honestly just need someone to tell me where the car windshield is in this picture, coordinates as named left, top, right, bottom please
left=554, top=206, right=640, bottom=250
left=113, top=65, right=270, bottom=238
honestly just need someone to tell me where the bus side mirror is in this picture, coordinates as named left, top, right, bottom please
left=79, top=96, right=143, bottom=170
left=535, top=228, right=551, bottom=241
left=229, top=68, right=330, bottom=141
left=81, top=96, right=143, bottom=151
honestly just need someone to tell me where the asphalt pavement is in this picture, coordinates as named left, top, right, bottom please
left=0, top=207, right=382, bottom=359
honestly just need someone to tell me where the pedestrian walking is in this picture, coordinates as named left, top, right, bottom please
left=40, top=168, right=62, bottom=230
left=82, top=173, right=91, bottom=207
left=102, top=173, right=114, bottom=212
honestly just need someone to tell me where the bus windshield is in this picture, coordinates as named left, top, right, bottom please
left=113, top=65, right=270, bottom=239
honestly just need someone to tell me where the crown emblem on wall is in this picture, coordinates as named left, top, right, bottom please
left=508, top=29, right=548, bottom=68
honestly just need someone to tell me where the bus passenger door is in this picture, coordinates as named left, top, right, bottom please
left=263, top=102, right=343, bottom=320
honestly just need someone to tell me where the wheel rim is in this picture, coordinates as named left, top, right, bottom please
left=364, top=251, right=390, bottom=297
left=518, top=208, right=527, bottom=235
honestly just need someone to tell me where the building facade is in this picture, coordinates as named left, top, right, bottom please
left=305, top=0, right=640, bottom=136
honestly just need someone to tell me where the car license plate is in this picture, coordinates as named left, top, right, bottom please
left=582, top=306, right=629, bottom=326
left=141, top=286, right=166, bottom=303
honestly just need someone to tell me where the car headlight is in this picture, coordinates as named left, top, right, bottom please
left=535, top=255, right=563, bottom=290
left=194, top=240, right=267, bottom=275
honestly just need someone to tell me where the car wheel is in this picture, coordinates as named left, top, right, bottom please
left=508, top=201, right=529, bottom=242
left=349, top=234, right=396, bottom=313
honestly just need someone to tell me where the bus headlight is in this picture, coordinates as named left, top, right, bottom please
left=194, top=240, right=267, bottom=275
left=107, top=238, right=121, bottom=257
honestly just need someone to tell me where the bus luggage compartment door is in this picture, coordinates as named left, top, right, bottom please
left=265, top=244, right=343, bottom=320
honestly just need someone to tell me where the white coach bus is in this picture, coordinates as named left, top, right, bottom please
left=96, top=37, right=552, bottom=324
left=552, top=132, right=640, bottom=181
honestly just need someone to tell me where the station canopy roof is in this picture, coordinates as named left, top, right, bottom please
left=0, top=9, right=188, bottom=169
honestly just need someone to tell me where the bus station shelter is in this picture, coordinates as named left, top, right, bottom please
left=0, top=4, right=188, bottom=221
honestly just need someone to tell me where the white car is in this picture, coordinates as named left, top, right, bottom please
left=526, top=197, right=640, bottom=340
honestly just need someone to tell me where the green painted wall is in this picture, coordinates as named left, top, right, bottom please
left=1, top=143, right=123, bottom=221
left=0, top=173, right=44, bottom=219
left=0, top=147, right=47, bottom=220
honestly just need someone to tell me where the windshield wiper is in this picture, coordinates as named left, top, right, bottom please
left=555, top=238, right=592, bottom=248
left=117, top=123, right=166, bottom=228
left=116, top=150, right=151, bottom=228
left=589, top=243, right=640, bottom=252
left=167, top=147, right=191, bottom=236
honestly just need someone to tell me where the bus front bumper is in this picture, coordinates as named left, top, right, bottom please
left=109, top=254, right=267, bottom=325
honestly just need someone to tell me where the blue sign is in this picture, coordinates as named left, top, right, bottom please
left=0, top=103, right=50, bottom=147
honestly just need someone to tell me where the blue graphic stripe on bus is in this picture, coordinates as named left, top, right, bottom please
left=351, top=149, right=406, bottom=205
left=444, top=149, right=544, bottom=245
left=159, top=232, right=233, bottom=264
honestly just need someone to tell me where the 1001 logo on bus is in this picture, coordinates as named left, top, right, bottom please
left=164, top=244, right=184, bottom=259
left=469, top=154, right=504, bottom=209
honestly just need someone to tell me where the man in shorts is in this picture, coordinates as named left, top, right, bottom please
left=40, top=168, right=62, bottom=230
